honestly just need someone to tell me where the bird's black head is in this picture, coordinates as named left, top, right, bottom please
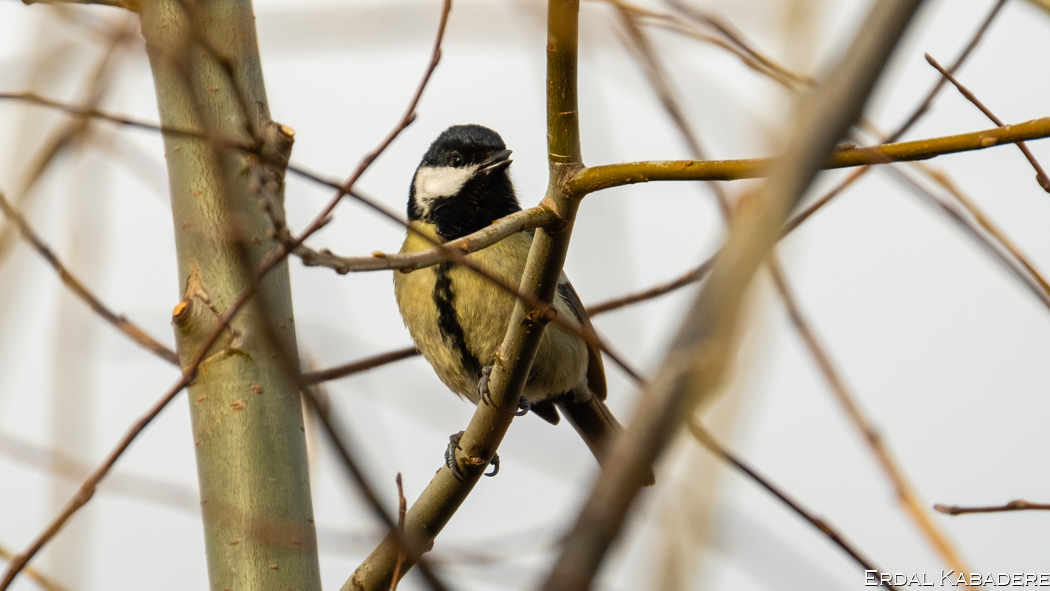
left=408, top=124, right=520, bottom=240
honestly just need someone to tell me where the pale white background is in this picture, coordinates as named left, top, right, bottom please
left=1, top=0, right=1049, bottom=589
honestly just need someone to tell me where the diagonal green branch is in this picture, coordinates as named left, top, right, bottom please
left=343, top=1, right=585, bottom=588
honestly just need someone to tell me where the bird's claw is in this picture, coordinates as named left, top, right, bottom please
left=444, top=431, right=500, bottom=481
left=478, top=366, right=494, bottom=406
left=513, top=396, right=531, bottom=417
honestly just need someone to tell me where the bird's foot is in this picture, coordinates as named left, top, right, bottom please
left=478, top=366, right=494, bottom=406
left=444, top=431, right=500, bottom=481
left=514, top=396, right=531, bottom=417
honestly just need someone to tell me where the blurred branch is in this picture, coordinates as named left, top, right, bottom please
left=618, top=4, right=973, bottom=574
left=22, top=0, right=139, bottom=11
left=0, top=544, right=69, bottom=591
left=0, top=190, right=179, bottom=365
left=542, top=2, right=925, bottom=589
left=882, top=162, right=1050, bottom=311
left=687, top=421, right=899, bottom=590
left=769, top=263, right=973, bottom=574
left=1024, top=0, right=1050, bottom=15
left=346, top=1, right=587, bottom=588
left=935, top=500, right=1050, bottom=515
left=925, top=52, right=1050, bottom=192
left=0, top=16, right=136, bottom=271
left=918, top=163, right=1050, bottom=296
left=0, top=377, right=189, bottom=590
left=567, top=117, right=1050, bottom=195
left=664, top=0, right=814, bottom=87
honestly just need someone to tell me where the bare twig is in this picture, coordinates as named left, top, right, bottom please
left=892, top=0, right=1008, bottom=142
left=918, top=164, right=1050, bottom=296
left=768, top=262, right=973, bottom=574
left=0, top=191, right=179, bottom=365
left=0, top=377, right=189, bottom=590
left=301, top=347, right=420, bottom=385
left=686, top=421, right=899, bottom=590
left=294, top=207, right=557, bottom=274
left=935, top=500, right=1050, bottom=515
left=925, top=52, right=1050, bottom=192
left=0, top=543, right=70, bottom=591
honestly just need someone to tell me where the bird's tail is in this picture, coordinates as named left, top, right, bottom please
left=557, top=395, right=655, bottom=486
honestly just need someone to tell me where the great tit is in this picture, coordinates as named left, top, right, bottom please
left=393, top=124, right=623, bottom=476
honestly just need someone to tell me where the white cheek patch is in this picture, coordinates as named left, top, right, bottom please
left=413, top=166, right=477, bottom=208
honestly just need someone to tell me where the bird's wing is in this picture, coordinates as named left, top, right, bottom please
left=556, top=274, right=608, bottom=401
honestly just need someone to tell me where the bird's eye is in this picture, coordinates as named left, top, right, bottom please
left=450, top=152, right=464, bottom=167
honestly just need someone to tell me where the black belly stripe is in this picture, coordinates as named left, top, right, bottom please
left=433, top=262, right=482, bottom=377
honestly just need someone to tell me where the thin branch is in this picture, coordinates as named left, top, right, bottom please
left=566, top=116, right=1050, bottom=195
left=883, top=162, right=1050, bottom=312
left=934, top=500, right=1050, bottom=515
left=686, top=421, right=899, bottom=590
left=0, top=543, right=70, bottom=591
left=917, top=163, right=1050, bottom=296
left=542, top=3, right=924, bottom=588
left=301, top=347, right=420, bottom=385
left=664, top=0, right=814, bottom=87
left=925, top=52, right=1050, bottom=192
left=768, top=261, right=973, bottom=574
left=294, top=207, right=558, bottom=274
left=0, top=191, right=179, bottom=365
left=891, top=0, right=1008, bottom=142
left=0, top=377, right=189, bottom=590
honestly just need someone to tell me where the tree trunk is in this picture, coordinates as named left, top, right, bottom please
left=139, top=0, right=321, bottom=588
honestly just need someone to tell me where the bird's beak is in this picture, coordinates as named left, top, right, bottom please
left=477, top=149, right=513, bottom=175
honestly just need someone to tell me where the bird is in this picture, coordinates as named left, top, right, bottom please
left=393, top=124, right=626, bottom=480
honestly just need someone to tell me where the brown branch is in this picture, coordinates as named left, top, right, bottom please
left=665, top=0, right=814, bottom=87
left=0, top=543, right=69, bottom=591
left=918, top=164, right=1050, bottom=297
left=768, top=261, right=973, bottom=574
left=294, top=206, right=557, bottom=274
left=0, top=377, right=189, bottom=590
left=567, top=116, right=1050, bottom=195
left=301, top=347, right=420, bottom=385
left=542, top=2, right=925, bottom=588
left=891, top=0, right=1008, bottom=142
left=925, top=52, right=1050, bottom=192
left=934, top=500, right=1050, bottom=515
left=0, top=191, right=179, bottom=365
left=687, top=421, right=899, bottom=591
